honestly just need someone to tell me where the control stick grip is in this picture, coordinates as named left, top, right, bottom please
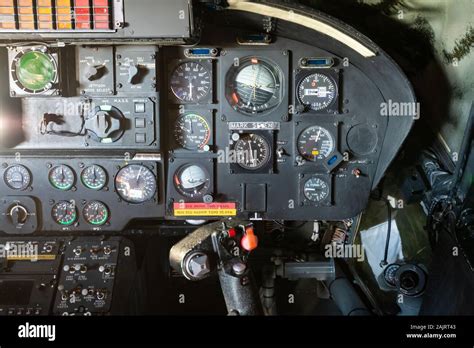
left=218, top=266, right=262, bottom=316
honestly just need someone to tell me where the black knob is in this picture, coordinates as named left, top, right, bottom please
left=9, top=205, right=28, bottom=226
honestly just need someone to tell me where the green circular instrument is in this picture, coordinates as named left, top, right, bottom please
left=16, top=51, right=56, bottom=91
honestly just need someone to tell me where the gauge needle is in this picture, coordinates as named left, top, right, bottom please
left=188, top=82, right=194, bottom=100
left=315, top=129, right=322, bottom=143
left=248, top=140, right=255, bottom=163
left=136, top=167, right=143, bottom=181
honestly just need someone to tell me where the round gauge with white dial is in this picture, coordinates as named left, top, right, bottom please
left=227, top=57, right=282, bottom=115
left=170, top=61, right=212, bottom=103
left=297, top=126, right=335, bottom=161
left=49, top=165, right=75, bottom=191
left=234, top=133, right=271, bottom=170
left=174, top=113, right=211, bottom=150
left=298, top=73, right=337, bottom=111
left=174, top=164, right=211, bottom=198
left=4, top=165, right=31, bottom=191
left=81, top=165, right=107, bottom=190
left=52, top=201, right=77, bottom=226
left=115, top=165, right=157, bottom=204
left=304, top=177, right=330, bottom=203
left=83, top=201, right=109, bottom=226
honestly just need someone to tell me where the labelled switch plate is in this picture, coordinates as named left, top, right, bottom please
left=0, top=196, right=38, bottom=235
left=115, top=46, right=158, bottom=94
left=77, top=46, right=115, bottom=96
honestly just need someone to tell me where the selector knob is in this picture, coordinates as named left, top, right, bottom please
left=9, top=204, right=28, bottom=226
left=85, top=64, right=106, bottom=81
left=128, top=64, right=140, bottom=83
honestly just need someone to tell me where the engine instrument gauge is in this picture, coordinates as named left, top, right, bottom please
left=83, top=201, right=109, bottom=226
left=298, top=73, right=337, bottom=111
left=52, top=201, right=77, bottom=226
left=4, top=165, right=31, bottom=190
left=174, top=114, right=211, bottom=150
left=170, top=61, right=212, bottom=103
left=304, top=177, right=330, bottom=203
left=115, top=165, right=157, bottom=204
left=234, top=133, right=271, bottom=170
left=49, top=165, right=75, bottom=191
left=227, top=57, right=282, bottom=115
left=297, top=126, right=335, bottom=161
left=174, top=164, right=211, bottom=198
left=81, top=165, right=107, bottom=190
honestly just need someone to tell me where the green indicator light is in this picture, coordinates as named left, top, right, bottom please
left=16, top=51, right=55, bottom=91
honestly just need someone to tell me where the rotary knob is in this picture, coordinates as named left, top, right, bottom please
left=9, top=204, right=28, bottom=226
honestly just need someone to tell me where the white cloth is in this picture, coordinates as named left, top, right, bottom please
left=360, top=220, right=404, bottom=279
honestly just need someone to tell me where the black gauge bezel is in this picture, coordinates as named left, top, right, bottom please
left=51, top=201, right=78, bottom=226
left=83, top=201, right=110, bottom=226
left=114, top=164, right=157, bottom=204
left=229, top=130, right=275, bottom=174
left=295, top=122, right=343, bottom=172
left=169, top=59, right=213, bottom=104
left=173, top=111, right=213, bottom=151
left=3, top=164, right=32, bottom=191
left=48, top=165, right=76, bottom=191
left=81, top=165, right=108, bottom=191
left=295, top=69, right=341, bottom=115
left=299, top=174, right=333, bottom=207
left=173, top=163, right=212, bottom=199
left=225, top=56, right=283, bottom=116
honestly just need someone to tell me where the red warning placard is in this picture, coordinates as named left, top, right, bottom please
left=173, top=203, right=237, bottom=217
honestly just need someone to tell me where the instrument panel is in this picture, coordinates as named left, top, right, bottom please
left=0, top=4, right=416, bottom=232
left=0, top=157, right=164, bottom=233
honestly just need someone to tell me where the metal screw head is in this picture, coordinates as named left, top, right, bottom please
left=232, top=262, right=247, bottom=276
left=185, top=252, right=211, bottom=280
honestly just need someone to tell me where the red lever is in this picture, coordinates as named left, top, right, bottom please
left=241, top=226, right=258, bottom=252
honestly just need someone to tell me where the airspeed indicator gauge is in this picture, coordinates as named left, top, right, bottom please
left=297, top=126, right=335, bottom=161
left=170, top=61, right=212, bottom=103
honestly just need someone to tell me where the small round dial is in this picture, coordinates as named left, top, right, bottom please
left=115, top=165, right=157, bottom=204
left=227, top=57, right=282, bottom=115
left=174, top=114, right=211, bottom=150
left=81, top=165, right=107, bottom=190
left=297, top=126, right=335, bottom=161
left=174, top=164, right=211, bottom=198
left=49, top=165, right=75, bottom=191
left=83, top=201, right=109, bottom=226
left=52, top=201, right=77, bottom=226
left=298, top=73, right=337, bottom=111
left=304, top=177, right=330, bottom=203
left=4, top=165, right=31, bottom=191
left=234, top=133, right=271, bottom=170
left=170, top=62, right=212, bottom=102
